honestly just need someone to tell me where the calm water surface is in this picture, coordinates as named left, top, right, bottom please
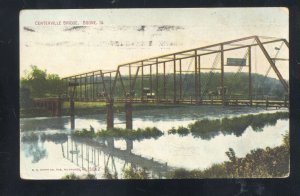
left=20, top=106, right=289, bottom=179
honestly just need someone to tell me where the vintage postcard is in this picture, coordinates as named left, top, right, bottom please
left=20, top=8, right=289, bottom=179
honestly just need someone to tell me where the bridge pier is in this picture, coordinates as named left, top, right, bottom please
left=106, top=100, right=114, bottom=129
left=125, top=102, right=133, bottom=129
left=70, top=98, right=75, bottom=130
left=54, top=99, right=62, bottom=116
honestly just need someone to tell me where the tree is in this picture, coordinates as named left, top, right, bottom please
left=21, top=65, right=65, bottom=98
left=21, top=65, right=47, bottom=97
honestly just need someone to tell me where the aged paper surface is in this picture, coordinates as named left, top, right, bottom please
left=20, top=8, right=289, bottom=179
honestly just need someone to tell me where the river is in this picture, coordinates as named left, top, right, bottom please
left=20, top=105, right=289, bottom=179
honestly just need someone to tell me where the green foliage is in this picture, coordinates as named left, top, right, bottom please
left=20, top=86, right=32, bottom=108
left=167, top=112, right=289, bottom=140
left=189, top=118, right=221, bottom=133
left=171, top=131, right=290, bottom=178
left=168, top=126, right=189, bottom=136
left=222, top=116, right=252, bottom=134
left=61, top=173, right=79, bottom=180
left=250, top=112, right=288, bottom=131
left=171, top=168, right=192, bottom=179
left=168, top=127, right=177, bottom=134
left=72, top=127, right=163, bottom=141
left=103, top=166, right=118, bottom=179
left=21, top=65, right=65, bottom=98
left=85, top=174, right=97, bottom=179
left=282, top=131, right=289, bottom=149
left=96, top=127, right=163, bottom=140
left=123, top=166, right=149, bottom=179
left=225, top=148, right=236, bottom=163
left=72, top=128, right=95, bottom=138
left=61, top=173, right=96, bottom=180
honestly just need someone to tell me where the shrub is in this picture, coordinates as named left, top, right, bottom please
left=123, top=166, right=149, bottom=179
left=177, top=126, right=190, bottom=136
left=75, top=127, right=164, bottom=141
left=170, top=131, right=289, bottom=178
left=168, top=127, right=177, bottom=135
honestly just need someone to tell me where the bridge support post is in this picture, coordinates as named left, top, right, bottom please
left=194, top=51, right=199, bottom=104
left=198, top=55, right=202, bottom=104
left=266, top=96, right=269, bottom=109
left=220, top=44, right=225, bottom=106
left=248, top=46, right=253, bottom=106
left=173, top=55, right=177, bottom=103
left=70, top=98, right=75, bottom=130
left=125, top=102, right=133, bottom=129
left=106, top=100, right=114, bottom=130
left=55, top=98, right=62, bottom=116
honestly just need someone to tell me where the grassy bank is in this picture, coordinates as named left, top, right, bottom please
left=61, top=173, right=96, bottom=180
left=100, top=131, right=289, bottom=179
left=168, top=112, right=289, bottom=139
left=21, top=102, right=181, bottom=118
left=169, top=131, right=289, bottom=178
left=72, top=127, right=164, bottom=141
left=20, top=108, right=54, bottom=118
left=70, top=130, right=289, bottom=179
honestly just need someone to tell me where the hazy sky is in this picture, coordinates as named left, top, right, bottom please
left=20, top=8, right=289, bottom=78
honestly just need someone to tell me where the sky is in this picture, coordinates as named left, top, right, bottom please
left=20, top=8, right=289, bottom=79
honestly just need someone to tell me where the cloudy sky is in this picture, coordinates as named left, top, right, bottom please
left=20, top=8, right=289, bottom=79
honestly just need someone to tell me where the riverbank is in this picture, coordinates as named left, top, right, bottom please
left=20, top=104, right=289, bottom=179
left=76, top=130, right=289, bottom=179
left=20, top=102, right=182, bottom=118
left=97, top=131, right=289, bottom=179
left=169, top=131, right=289, bottom=178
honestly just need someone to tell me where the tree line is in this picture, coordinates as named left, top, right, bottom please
left=20, top=65, right=65, bottom=107
left=20, top=65, right=287, bottom=107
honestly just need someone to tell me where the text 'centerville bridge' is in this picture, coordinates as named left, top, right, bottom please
left=34, top=35, right=289, bottom=130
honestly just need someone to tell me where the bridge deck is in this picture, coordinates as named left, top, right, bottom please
left=61, top=98, right=289, bottom=108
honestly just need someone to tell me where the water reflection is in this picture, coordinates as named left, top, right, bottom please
left=21, top=133, right=69, bottom=163
left=20, top=106, right=289, bottom=179
left=20, top=106, right=268, bottom=132
left=21, top=117, right=68, bottom=131
left=41, top=133, right=68, bottom=144
left=61, top=136, right=172, bottom=179
left=23, top=140, right=47, bottom=163
left=188, top=112, right=288, bottom=140
left=20, top=119, right=288, bottom=178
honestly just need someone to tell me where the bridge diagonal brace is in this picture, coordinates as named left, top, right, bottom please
left=254, top=36, right=289, bottom=92
left=118, top=71, right=127, bottom=97
left=111, top=69, right=119, bottom=99
left=283, top=39, right=289, bottom=48
left=100, top=70, right=109, bottom=101
left=131, top=66, right=140, bottom=93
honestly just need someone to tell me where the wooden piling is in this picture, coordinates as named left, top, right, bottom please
left=125, top=102, right=133, bottom=129
left=106, top=100, right=114, bottom=129
left=70, top=98, right=75, bottom=130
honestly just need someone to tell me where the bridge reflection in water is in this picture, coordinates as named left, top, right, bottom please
left=61, top=136, right=173, bottom=179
